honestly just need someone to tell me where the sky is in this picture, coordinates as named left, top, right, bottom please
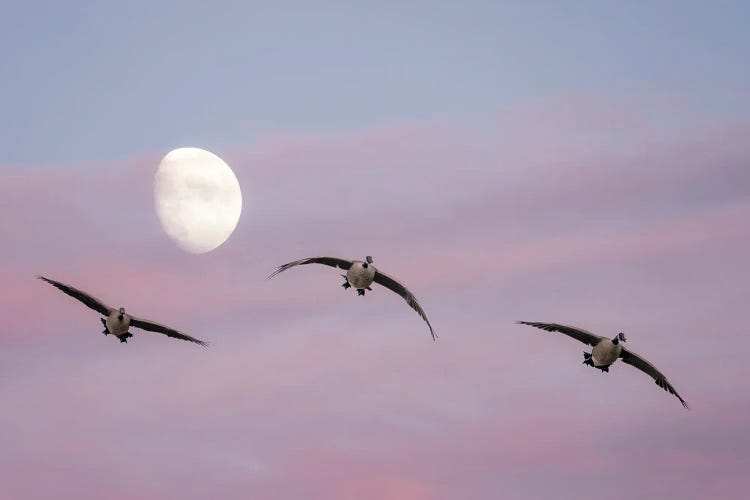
left=1, top=2, right=749, bottom=499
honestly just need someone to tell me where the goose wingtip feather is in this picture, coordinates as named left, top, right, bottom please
left=427, top=325, right=438, bottom=341
left=266, top=267, right=283, bottom=280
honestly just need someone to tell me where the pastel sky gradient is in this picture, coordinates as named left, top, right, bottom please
left=1, top=2, right=749, bottom=499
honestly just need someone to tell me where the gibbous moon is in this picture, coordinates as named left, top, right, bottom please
left=154, top=148, right=242, bottom=254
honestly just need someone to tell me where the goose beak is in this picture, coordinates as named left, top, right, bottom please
left=366, top=256, right=373, bottom=264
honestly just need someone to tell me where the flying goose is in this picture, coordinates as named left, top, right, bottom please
left=268, top=256, right=436, bottom=340
left=517, top=321, right=688, bottom=409
left=37, top=276, right=208, bottom=346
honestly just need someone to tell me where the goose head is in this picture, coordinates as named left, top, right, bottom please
left=612, top=332, right=627, bottom=344
left=363, top=256, right=373, bottom=269
left=118, top=307, right=125, bottom=320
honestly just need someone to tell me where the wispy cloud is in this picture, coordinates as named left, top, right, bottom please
left=1, top=95, right=749, bottom=499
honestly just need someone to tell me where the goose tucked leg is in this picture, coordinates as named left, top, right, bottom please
left=583, top=351, right=594, bottom=367
left=118, top=332, right=133, bottom=343
left=357, top=289, right=366, bottom=296
left=100, top=317, right=109, bottom=335
left=341, top=275, right=351, bottom=290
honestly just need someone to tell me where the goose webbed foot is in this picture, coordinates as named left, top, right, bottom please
left=599, top=365, right=609, bottom=373
left=118, top=333, right=133, bottom=344
left=102, top=329, right=109, bottom=335
left=341, top=275, right=351, bottom=289
left=357, top=289, right=366, bottom=296
left=582, top=352, right=594, bottom=367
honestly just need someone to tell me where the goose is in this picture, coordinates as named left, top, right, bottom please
left=268, top=256, right=436, bottom=340
left=517, top=321, right=688, bottom=409
left=37, top=276, right=208, bottom=346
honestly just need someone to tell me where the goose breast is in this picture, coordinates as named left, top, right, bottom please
left=106, top=312, right=131, bottom=336
left=591, top=340, right=622, bottom=366
left=346, top=262, right=376, bottom=289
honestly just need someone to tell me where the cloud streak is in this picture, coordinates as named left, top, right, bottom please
left=1, top=95, right=749, bottom=499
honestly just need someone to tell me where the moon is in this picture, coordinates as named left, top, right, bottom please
left=154, top=147, right=242, bottom=254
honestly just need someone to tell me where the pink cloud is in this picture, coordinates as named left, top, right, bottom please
left=1, top=94, right=749, bottom=499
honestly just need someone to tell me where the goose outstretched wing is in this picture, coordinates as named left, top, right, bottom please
left=268, top=257, right=354, bottom=279
left=516, top=321, right=604, bottom=346
left=373, top=270, right=436, bottom=341
left=619, top=348, right=689, bottom=409
left=129, top=317, right=208, bottom=347
left=37, top=276, right=112, bottom=316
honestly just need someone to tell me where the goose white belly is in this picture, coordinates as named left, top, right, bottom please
left=591, top=340, right=621, bottom=366
left=106, top=313, right=131, bottom=336
left=346, top=263, right=376, bottom=289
